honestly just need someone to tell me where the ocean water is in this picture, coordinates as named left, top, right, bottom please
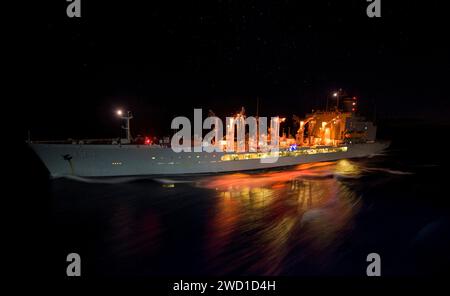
left=24, top=125, right=450, bottom=277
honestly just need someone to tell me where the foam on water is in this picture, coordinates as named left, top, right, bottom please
left=363, top=167, right=413, bottom=175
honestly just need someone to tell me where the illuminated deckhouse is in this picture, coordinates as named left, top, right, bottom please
left=220, top=147, right=348, bottom=161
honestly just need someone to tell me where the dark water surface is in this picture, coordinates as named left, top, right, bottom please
left=27, top=125, right=450, bottom=277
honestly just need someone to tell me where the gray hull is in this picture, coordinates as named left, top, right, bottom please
left=30, top=142, right=389, bottom=178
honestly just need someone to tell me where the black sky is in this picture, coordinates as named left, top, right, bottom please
left=21, top=0, right=449, bottom=139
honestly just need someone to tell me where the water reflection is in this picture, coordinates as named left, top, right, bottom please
left=53, top=159, right=365, bottom=276
left=197, top=160, right=361, bottom=275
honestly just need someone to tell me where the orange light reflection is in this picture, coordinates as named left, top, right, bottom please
left=199, top=160, right=362, bottom=275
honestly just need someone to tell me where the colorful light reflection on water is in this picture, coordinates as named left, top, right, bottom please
left=193, top=160, right=362, bottom=275
left=50, top=159, right=402, bottom=276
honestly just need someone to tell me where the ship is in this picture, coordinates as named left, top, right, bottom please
left=29, top=93, right=389, bottom=178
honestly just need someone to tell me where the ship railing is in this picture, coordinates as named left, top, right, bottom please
left=30, top=138, right=120, bottom=145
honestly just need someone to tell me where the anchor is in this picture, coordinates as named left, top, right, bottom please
left=62, top=154, right=74, bottom=175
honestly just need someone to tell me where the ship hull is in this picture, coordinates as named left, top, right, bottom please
left=30, top=142, right=389, bottom=178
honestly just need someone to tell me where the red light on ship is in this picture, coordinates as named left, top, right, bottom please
left=144, top=137, right=151, bottom=145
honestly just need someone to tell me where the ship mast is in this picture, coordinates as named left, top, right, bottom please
left=116, top=110, right=133, bottom=144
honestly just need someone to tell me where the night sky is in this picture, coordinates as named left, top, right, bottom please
left=22, top=0, right=449, bottom=140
